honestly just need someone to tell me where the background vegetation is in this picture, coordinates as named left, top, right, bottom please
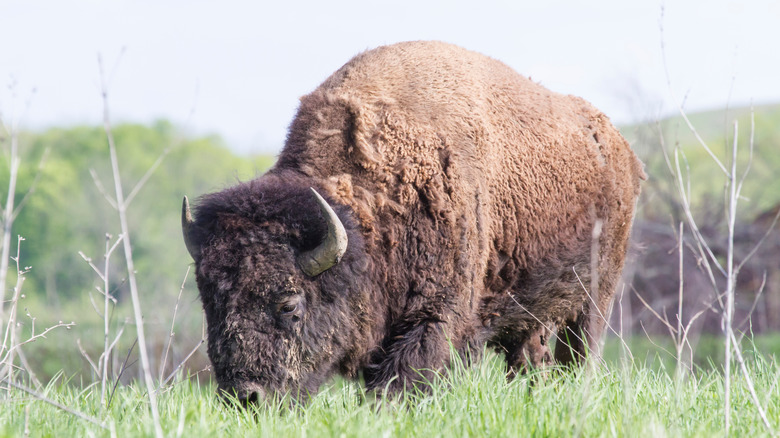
left=1, top=103, right=779, bottom=436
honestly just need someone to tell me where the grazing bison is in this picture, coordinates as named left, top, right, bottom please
left=182, top=41, right=645, bottom=402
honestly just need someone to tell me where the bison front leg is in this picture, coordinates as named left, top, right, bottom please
left=553, top=315, right=588, bottom=365
left=364, top=317, right=464, bottom=394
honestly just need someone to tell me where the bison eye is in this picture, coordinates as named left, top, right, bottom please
left=276, top=294, right=304, bottom=320
left=277, top=295, right=303, bottom=317
left=279, top=303, right=297, bottom=314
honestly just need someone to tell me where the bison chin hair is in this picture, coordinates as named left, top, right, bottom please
left=210, top=334, right=322, bottom=407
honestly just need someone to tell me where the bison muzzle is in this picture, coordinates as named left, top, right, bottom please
left=181, top=41, right=645, bottom=404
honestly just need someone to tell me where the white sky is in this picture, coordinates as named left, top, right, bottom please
left=1, top=0, right=779, bottom=154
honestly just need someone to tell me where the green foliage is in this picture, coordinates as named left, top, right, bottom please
left=601, top=334, right=780, bottom=373
left=2, top=349, right=779, bottom=437
left=0, top=121, right=274, bottom=304
left=3, top=109, right=780, bottom=436
left=621, top=104, right=780, bottom=221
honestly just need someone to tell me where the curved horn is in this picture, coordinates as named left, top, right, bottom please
left=298, top=188, right=348, bottom=276
left=181, top=196, right=200, bottom=260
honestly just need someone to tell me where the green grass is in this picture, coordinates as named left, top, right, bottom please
left=3, top=348, right=779, bottom=437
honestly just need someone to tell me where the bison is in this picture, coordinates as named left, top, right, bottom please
left=181, top=41, right=645, bottom=403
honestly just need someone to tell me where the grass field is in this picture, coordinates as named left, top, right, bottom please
left=2, top=344, right=779, bottom=437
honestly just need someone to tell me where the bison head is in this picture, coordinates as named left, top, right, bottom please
left=182, top=185, right=350, bottom=404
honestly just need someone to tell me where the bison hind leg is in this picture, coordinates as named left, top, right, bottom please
left=554, top=308, right=607, bottom=366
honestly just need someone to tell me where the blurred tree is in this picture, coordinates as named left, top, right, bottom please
left=0, top=121, right=274, bottom=305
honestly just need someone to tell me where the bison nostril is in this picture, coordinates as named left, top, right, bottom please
left=219, top=383, right=266, bottom=408
left=239, top=391, right=260, bottom=407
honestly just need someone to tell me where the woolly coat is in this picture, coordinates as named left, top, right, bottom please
left=191, top=41, right=645, bottom=396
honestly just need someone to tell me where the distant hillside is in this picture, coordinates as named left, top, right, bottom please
left=620, top=103, right=780, bottom=221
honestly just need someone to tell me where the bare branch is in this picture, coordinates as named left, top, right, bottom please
left=736, top=206, right=780, bottom=274
left=0, top=122, right=21, bottom=317
left=572, top=266, right=634, bottom=360
left=101, top=233, right=121, bottom=405
left=633, top=287, right=677, bottom=335
left=78, top=251, right=106, bottom=283
left=729, top=330, right=774, bottom=433
left=107, top=337, right=136, bottom=410
left=77, top=339, right=100, bottom=376
left=673, top=149, right=727, bottom=279
left=160, top=312, right=206, bottom=387
left=125, top=148, right=171, bottom=207
left=159, top=267, right=190, bottom=381
left=639, top=321, right=676, bottom=360
left=735, top=272, right=767, bottom=332
left=98, top=323, right=126, bottom=370
left=160, top=338, right=205, bottom=387
left=659, top=9, right=729, bottom=176
left=98, top=53, right=162, bottom=437
left=14, top=348, right=41, bottom=390
left=657, top=122, right=725, bottom=307
left=734, top=105, right=755, bottom=201
left=2, top=321, right=76, bottom=359
left=89, top=168, right=118, bottom=210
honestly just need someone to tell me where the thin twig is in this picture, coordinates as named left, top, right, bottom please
left=639, top=321, right=676, bottom=360
left=89, top=168, right=118, bottom=210
left=734, top=105, right=755, bottom=201
left=735, top=272, right=767, bottom=333
left=736, top=206, right=780, bottom=274
left=161, top=338, right=205, bottom=387
left=572, top=267, right=633, bottom=360
left=14, top=349, right=41, bottom=390
left=729, top=330, right=774, bottom=433
left=723, top=120, right=739, bottom=432
left=658, top=123, right=725, bottom=305
left=633, top=287, right=676, bottom=335
left=1, top=236, right=28, bottom=384
left=107, top=338, right=136, bottom=410
left=659, top=8, right=729, bottom=176
left=101, top=233, right=122, bottom=405
left=78, top=251, right=106, bottom=283
left=159, top=267, right=190, bottom=381
left=676, top=221, right=685, bottom=380
left=99, top=323, right=126, bottom=372
left=673, top=149, right=727, bottom=279
left=77, top=339, right=100, bottom=375
left=160, top=312, right=206, bottom=387
left=125, top=149, right=171, bottom=207
left=0, top=118, right=21, bottom=318
left=98, top=54, right=162, bottom=437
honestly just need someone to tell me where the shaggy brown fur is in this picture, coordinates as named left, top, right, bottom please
left=185, top=41, right=645, bottom=402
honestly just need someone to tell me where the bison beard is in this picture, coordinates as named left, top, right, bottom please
left=182, top=41, right=645, bottom=404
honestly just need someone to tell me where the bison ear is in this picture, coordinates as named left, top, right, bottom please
left=297, top=188, right=348, bottom=276
left=182, top=196, right=201, bottom=260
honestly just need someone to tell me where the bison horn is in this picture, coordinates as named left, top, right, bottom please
left=298, top=188, right=348, bottom=276
left=182, top=196, right=200, bottom=260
